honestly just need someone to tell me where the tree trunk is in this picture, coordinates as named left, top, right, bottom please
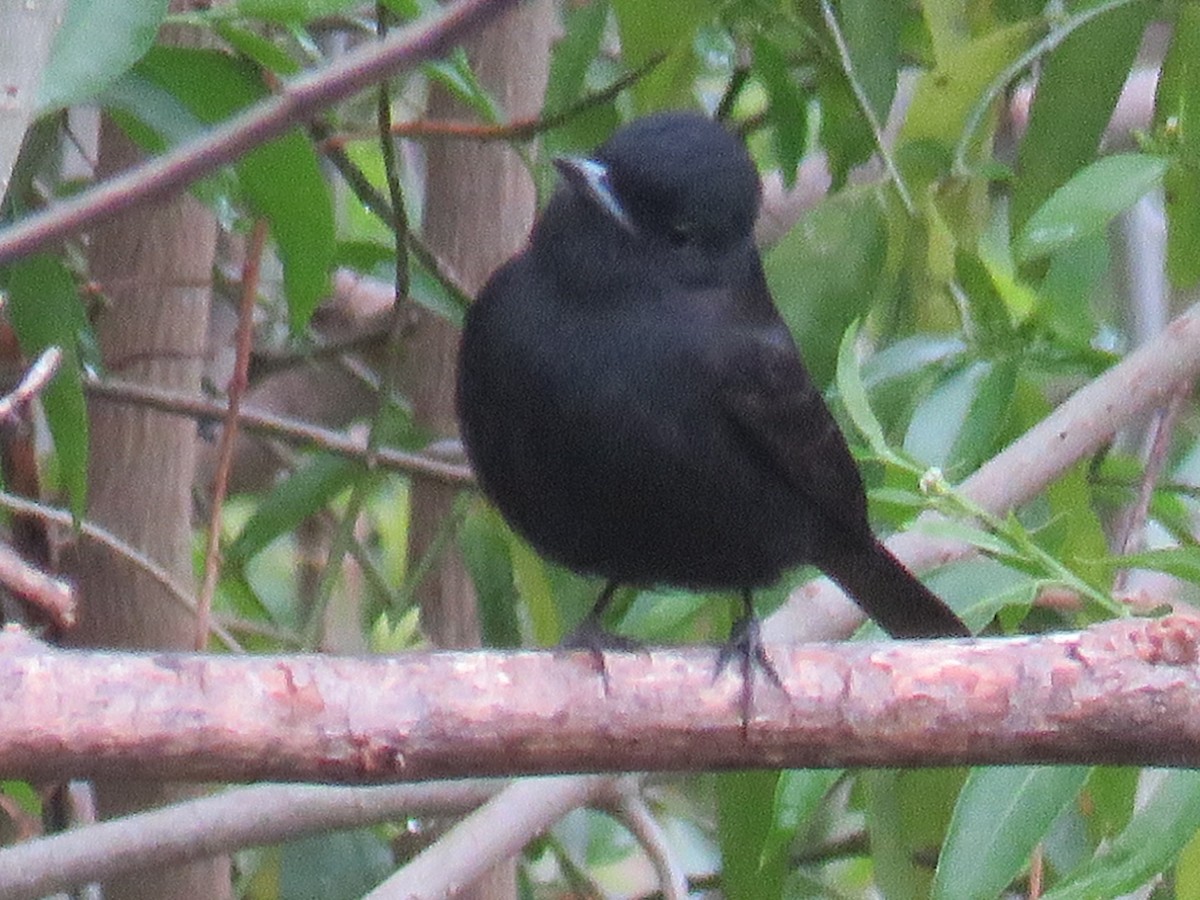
left=64, top=114, right=230, bottom=900
left=403, top=0, right=554, bottom=894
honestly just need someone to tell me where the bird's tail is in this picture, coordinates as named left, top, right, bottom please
left=820, top=538, right=970, bottom=638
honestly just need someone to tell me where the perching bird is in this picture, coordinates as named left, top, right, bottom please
left=456, top=111, right=969, bottom=700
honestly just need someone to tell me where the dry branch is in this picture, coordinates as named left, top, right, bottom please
left=2, top=616, right=1199, bottom=782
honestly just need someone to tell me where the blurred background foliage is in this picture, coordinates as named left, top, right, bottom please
left=3, top=0, right=1200, bottom=896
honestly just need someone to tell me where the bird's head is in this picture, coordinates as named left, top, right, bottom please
left=552, top=112, right=762, bottom=256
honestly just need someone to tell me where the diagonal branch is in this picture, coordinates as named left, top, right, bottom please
left=770, top=299, right=1200, bottom=643
left=0, top=0, right=519, bottom=265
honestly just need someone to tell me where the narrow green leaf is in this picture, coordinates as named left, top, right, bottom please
left=225, top=0, right=363, bottom=23
left=1015, top=154, right=1169, bottom=263
left=460, top=503, right=521, bottom=649
left=905, top=356, right=1017, bottom=476
left=765, top=188, right=888, bottom=387
left=279, top=829, right=393, bottom=900
left=1116, top=547, right=1200, bottom=583
left=3, top=254, right=90, bottom=519
left=837, top=0, right=900, bottom=122
left=753, top=35, right=808, bottom=187
left=510, top=536, right=560, bottom=646
left=1154, top=4, right=1200, bottom=287
left=836, top=321, right=892, bottom=460
left=934, top=766, right=1089, bottom=900
left=864, top=770, right=926, bottom=899
left=543, top=0, right=609, bottom=115
left=762, top=769, right=842, bottom=868
left=1082, top=767, right=1138, bottom=846
left=901, top=21, right=1039, bottom=152
left=1044, top=770, right=1200, bottom=899
left=612, top=0, right=712, bottom=110
left=717, top=771, right=786, bottom=900
left=1010, top=0, right=1151, bottom=234
left=1153, top=3, right=1200, bottom=147
left=227, top=455, right=367, bottom=565
left=1162, top=162, right=1200, bottom=288
left=39, top=0, right=171, bottom=110
left=127, top=47, right=334, bottom=330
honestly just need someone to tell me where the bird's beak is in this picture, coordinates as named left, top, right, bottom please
left=553, top=157, right=635, bottom=233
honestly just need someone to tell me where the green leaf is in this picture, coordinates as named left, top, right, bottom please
left=955, top=250, right=1018, bottom=348
left=1162, top=161, right=1200, bottom=288
left=904, top=357, right=1017, bottom=476
left=836, top=321, right=893, bottom=461
left=226, top=454, right=368, bottom=565
left=126, top=47, right=334, bottom=330
left=612, top=0, right=713, bottom=110
left=1038, top=232, right=1109, bottom=344
left=934, top=766, right=1089, bottom=900
left=717, top=771, right=786, bottom=900
left=1010, top=0, right=1151, bottom=234
left=2, top=254, right=90, bottom=519
left=1153, top=2, right=1200, bottom=150
left=901, top=21, right=1039, bottom=153
left=39, top=0, right=171, bottom=110
left=424, top=49, right=500, bottom=123
left=279, top=828, right=393, bottom=900
left=1015, top=154, right=1169, bottom=263
left=765, top=188, right=889, bottom=387
left=817, top=62, right=875, bottom=189
left=762, top=769, right=842, bottom=869
left=1154, top=3, right=1200, bottom=287
left=213, top=23, right=302, bottom=75
left=460, top=502, right=521, bottom=648
left=1082, top=767, right=1138, bottom=846
left=224, top=0, right=363, bottom=23
left=1177, top=825, right=1200, bottom=899
left=1044, top=770, right=1200, bottom=899
left=836, top=0, right=900, bottom=122
left=1115, top=547, right=1200, bottom=583
left=510, top=535, right=560, bottom=646
left=543, top=0, right=609, bottom=115
left=753, top=35, right=808, bottom=187
left=864, top=770, right=926, bottom=898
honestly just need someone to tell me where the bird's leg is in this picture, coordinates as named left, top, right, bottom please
left=716, top=590, right=785, bottom=729
left=560, top=581, right=643, bottom=691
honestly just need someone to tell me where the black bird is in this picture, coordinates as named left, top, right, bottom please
left=457, top=111, right=969, bottom=694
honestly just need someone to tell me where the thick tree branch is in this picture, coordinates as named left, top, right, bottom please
left=1, top=616, right=1199, bottom=782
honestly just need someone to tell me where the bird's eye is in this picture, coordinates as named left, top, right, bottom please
left=668, top=220, right=694, bottom=246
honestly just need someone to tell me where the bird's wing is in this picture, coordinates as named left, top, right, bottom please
left=711, top=312, right=871, bottom=540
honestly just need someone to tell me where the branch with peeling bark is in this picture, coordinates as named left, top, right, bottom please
left=1, top=616, right=1198, bottom=783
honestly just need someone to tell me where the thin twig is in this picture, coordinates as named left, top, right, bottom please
left=1112, top=382, right=1192, bottom=593
left=84, top=378, right=474, bottom=484
left=310, top=4, right=417, bottom=645
left=596, top=778, right=689, bottom=900
left=0, top=0, right=520, bottom=265
left=0, top=347, right=63, bottom=422
left=196, top=220, right=267, bottom=650
left=0, top=543, right=74, bottom=629
left=818, top=0, right=913, bottom=215
left=0, top=490, right=242, bottom=651
left=315, top=124, right=473, bottom=311
left=323, top=54, right=664, bottom=147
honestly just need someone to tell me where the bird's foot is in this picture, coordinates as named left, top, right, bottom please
left=560, top=615, right=643, bottom=694
left=715, top=614, right=785, bottom=732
